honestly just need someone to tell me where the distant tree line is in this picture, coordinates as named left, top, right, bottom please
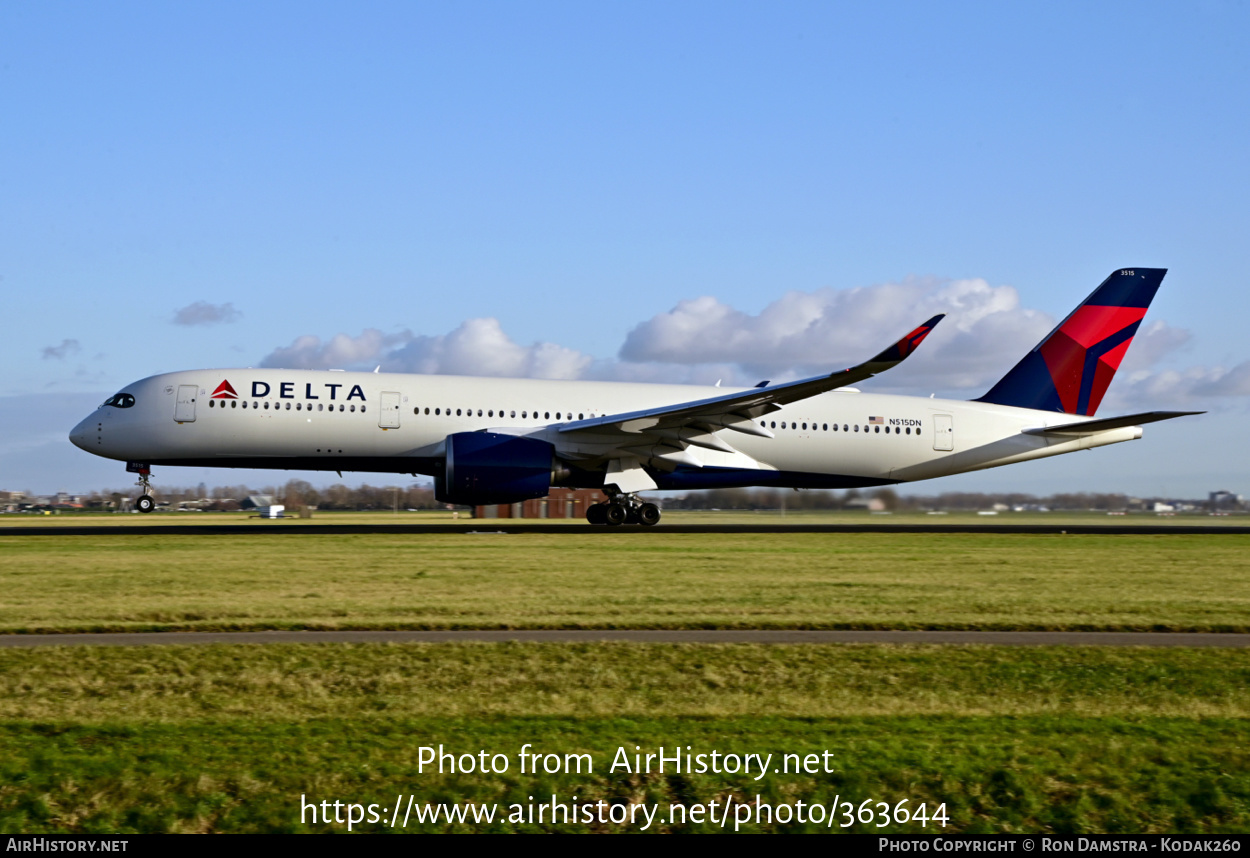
left=661, top=488, right=1205, bottom=512
left=70, top=482, right=1239, bottom=513
left=79, top=480, right=439, bottom=512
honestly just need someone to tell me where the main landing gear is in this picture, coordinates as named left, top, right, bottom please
left=586, top=493, right=661, bottom=527
left=127, top=462, right=156, bottom=514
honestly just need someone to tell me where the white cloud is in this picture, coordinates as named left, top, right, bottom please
left=1117, top=320, right=1192, bottom=373
left=385, top=318, right=593, bottom=379
left=1110, top=360, right=1250, bottom=406
left=1196, top=362, right=1250, bottom=397
left=173, top=301, right=242, bottom=326
left=259, top=319, right=593, bottom=379
left=256, top=277, right=1247, bottom=411
left=41, top=339, right=81, bottom=360
left=619, top=276, right=1057, bottom=392
left=260, top=328, right=406, bottom=369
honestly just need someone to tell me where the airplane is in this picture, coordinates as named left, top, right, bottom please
left=70, top=268, right=1199, bottom=525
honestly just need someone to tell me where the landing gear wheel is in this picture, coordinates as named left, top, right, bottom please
left=586, top=503, right=608, bottom=525
left=128, top=464, right=156, bottom=514
left=637, top=502, right=661, bottom=526
left=604, top=503, right=628, bottom=526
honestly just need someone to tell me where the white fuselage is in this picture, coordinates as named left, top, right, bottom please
left=69, top=368, right=1141, bottom=491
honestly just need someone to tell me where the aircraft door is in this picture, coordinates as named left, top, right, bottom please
left=932, top=413, right=953, bottom=451
left=174, top=385, right=198, bottom=423
left=379, top=391, right=401, bottom=429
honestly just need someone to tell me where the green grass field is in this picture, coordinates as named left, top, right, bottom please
left=2, top=526, right=1247, bottom=833
left=1, top=530, right=1247, bottom=633
left=1, top=643, right=1248, bottom=833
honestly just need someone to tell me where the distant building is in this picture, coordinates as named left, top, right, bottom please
left=844, top=497, right=887, bottom=512
left=1210, top=490, right=1243, bottom=510
left=474, top=489, right=608, bottom=520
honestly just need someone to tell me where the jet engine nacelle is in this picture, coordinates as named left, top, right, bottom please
left=435, top=431, right=557, bottom=506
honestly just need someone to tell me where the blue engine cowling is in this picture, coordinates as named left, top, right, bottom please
left=435, top=432, right=555, bottom=505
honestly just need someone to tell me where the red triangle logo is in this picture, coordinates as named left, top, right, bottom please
left=211, top=379, right=239, bottom=399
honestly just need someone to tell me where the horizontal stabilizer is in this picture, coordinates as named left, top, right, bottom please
left=1022, top=411, right=1203, bottom=436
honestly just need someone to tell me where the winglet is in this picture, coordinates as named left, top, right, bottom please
left=866, top=314, right=945, bottom=367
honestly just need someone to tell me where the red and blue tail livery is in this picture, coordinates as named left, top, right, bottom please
left=977, top=268, right=1166, bottom=415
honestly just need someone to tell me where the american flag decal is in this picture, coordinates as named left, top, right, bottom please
left=868, top=416, right=884, bottom=425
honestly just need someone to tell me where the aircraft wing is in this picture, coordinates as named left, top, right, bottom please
left=552, top=313, right=940, bottom=467
left=1022, top=410, right=1203, bottom=436
left=560, top=314, right=945, bottom=440
left=546, top=315, right=945, bottom=493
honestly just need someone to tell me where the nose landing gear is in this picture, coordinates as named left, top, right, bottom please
left=126, top=462, right=156, bottom=514
left=586, top=492, right=661, bottom=526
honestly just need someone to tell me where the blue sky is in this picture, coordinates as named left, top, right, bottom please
left=4, top=1, right=1248, bottom=498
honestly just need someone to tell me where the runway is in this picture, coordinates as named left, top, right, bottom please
left=2, top=630, right=1248, bottom=647
left=4, top=523, right=1250, bottom=536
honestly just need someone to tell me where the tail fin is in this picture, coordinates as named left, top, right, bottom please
left=976, top=268, right=1166, bottom=415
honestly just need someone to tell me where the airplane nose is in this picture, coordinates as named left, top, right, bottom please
left=69, top=416, right=94, bottom=451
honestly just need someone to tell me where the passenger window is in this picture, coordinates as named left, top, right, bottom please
left=854, top=425, right=859, bottom=432
left=231, top=400, right=237, bottom=408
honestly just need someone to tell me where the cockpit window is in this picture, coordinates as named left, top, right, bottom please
left=102, top=393, right=136, bottom=408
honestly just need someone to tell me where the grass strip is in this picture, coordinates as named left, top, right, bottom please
left=3, top=644, right=1246, bottom=833
left=1, top=716, right=1245, bottom=833
left=2, top=643, right=1249, bottom=721
left=2, top=532, right=1249, bottom=632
